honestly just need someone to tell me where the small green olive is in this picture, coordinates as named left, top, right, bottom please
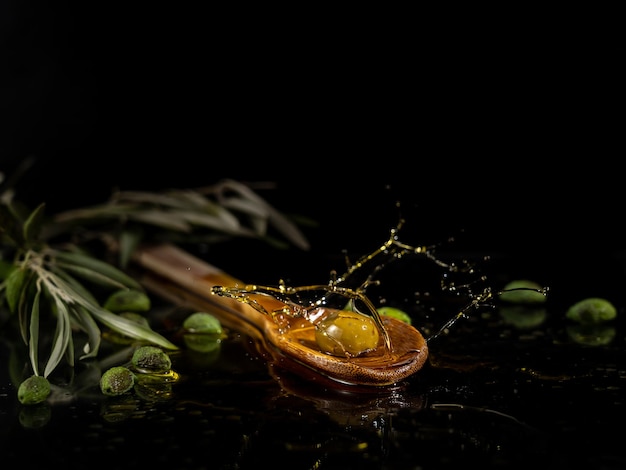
left=183, top=312, right=224, bottom=353
left=183, top=312, right=222, bottom=334
left=499, top=280, right=547, bottom=304
left=565, top=297, right=617, bottom=325
left=131, top=346, right=172, bottom=373
left=17, top=375, right=51, bottom=405
left=103, top=289, right=151, bottom=313
left=377, top=306, right=412, bottom=325
left=344, top=302, right=412, bottom=324
left=315, top=310, right=380, bottom=357
left=100, top=366, right=135, bottom=396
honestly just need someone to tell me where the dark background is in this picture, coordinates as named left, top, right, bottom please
left=2, top=2, right=624, bottom=268
left=2, top=7, right=626, bottom=469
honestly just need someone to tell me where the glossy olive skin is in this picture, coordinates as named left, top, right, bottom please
left=100, top=366, right=135, bottom=396
left=566, top=297, right=617, bottom=325
left=17, top=375, right=51, bottom=405
left=315, top=310, right=380, bottom=357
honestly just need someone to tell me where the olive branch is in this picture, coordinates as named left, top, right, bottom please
left=0, top=177, right=311, bottom=383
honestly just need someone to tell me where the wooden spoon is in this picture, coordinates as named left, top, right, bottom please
left=132, top=243, right=429, bottom=387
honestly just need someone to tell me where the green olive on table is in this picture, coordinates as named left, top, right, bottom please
left=103, top=289, right=151, bottom=313
left=182, top=312, right=223, bottom=353
left=17, top=375, right=51, bottom=405
left=100, top=366, right=136, bottom=396
left=131, top=345, right=172, bottom=373
left=565, top=297, right=617, bottom=325
left=499, top=279, right=546, bottom=304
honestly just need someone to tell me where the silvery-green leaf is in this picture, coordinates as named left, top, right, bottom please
left=65, top=324, right=75, bottom=368
left=118, top=229, right=142, bottom=269
left=217, top=179, right=310, bottom=250
left=114, top=191, right=196, bottom=210
left=53, top=249, right=143, bottom=290
left=51, top=266, right=99, bottom=305
left=17, top=272, right=35, bottom=344
left=48, top=273, right=176, bottom=350
left=177, top=210, right=247, bottom=234
left=5, top=266, right=26, bottom=313
left=219, top=197, right=272, bottom=235
left=44, top=296, right=72, bottom=378
left=54, top=262, right=133, bottom=291
left=23, top=202, right=46, bottom=245
left=28, top=289, right=41, bottom=376
left=71, top=305, right=101, bottom=360
left=127, top=210, right=192, bottom=231
left=43, top=203, right=141, bottom=240
left=0, top=259, right=14, bottom=280
left=174, top=191, right=243, bottom=226
left=89, top=306, right=178, bottom=350
left=244, top=214, right=268, bottom=237
left=52, top=203, right=142, bottom=223
left=219, top=195, right=270, bottom=219
left=168, top=190, right=220, bottom=212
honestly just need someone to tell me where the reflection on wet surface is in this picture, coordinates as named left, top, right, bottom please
left=2, top=250, right=626, bottom=469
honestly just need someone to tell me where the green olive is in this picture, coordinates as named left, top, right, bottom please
left=565, top=297, right=617, bottom=325
left=103, top=289, right=151, bottom=313
left=131, top=346, right=172, bottom=373
left=17, top=375, right=51, bottom=405
left=499, top=280, right=547, bottom=304
left=100, top=366, right=135, bottom=396
left=183, top=312, right=222, bottom=334
left=182, top=312, right=223, bottom=353
left=315, top=310, right=380, bottom=357
left=377, top=306, right=412, bottom=325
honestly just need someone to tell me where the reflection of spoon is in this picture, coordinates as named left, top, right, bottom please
left=133, top=244, right=429, bottom=387
left=267, top=362, right=427, bottom=427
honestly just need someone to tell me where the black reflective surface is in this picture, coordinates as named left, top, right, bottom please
left=2, top=241, right=626, bottom=469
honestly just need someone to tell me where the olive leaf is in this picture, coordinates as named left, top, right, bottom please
left=87, top=307, right=177, bottom=350
left=28, top=289, right=41, bottom=376
left=50, top=263, right=178, bottom=351
left=44, top=294, right=73, bottom=378
left=5, top=266, right=27, bottom=314
left=212, top=179, right=311, bottom=251
left=125, top=210, right=193, bottom=232
left=1, top=175, right=311, bottom=386
left=23, top=203, right=46, bottom=246
left=17, top=271, right=36, bottom=344
left=117, top=229, right=142, bottom=269
left=50, top=182, right=311, bottom=252
left=0, top=259, right=14, bottom=280
left=10, top=249, right=179, bottom=379
left=52, top=249, right=143, bottom=291
left=72, top=305, right=101, bottom=360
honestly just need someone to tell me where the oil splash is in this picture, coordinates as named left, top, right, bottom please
left=211, top=218, right=515, bottom=358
